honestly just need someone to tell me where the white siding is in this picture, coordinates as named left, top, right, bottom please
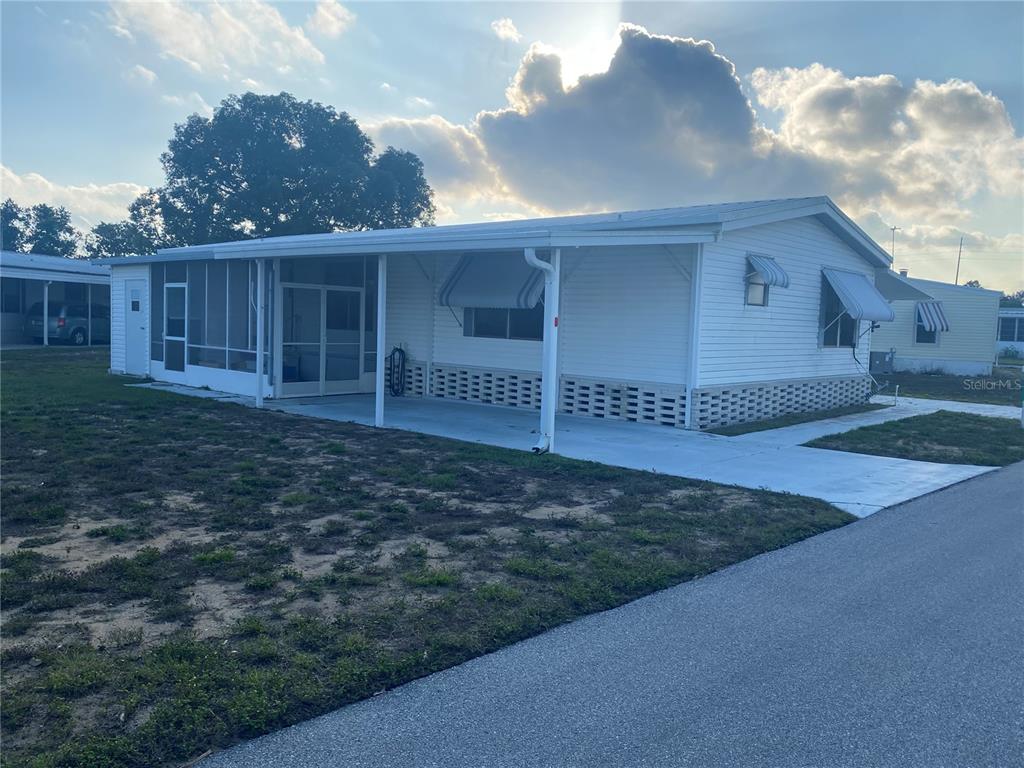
left=872, top=278, right=1000, bottom=373
left=411, top=248, right=694, bottom=385
left=697, top=218, right=875, bottom=387
left=110, top=263, right=149, bottom=374
left=385, top=254, right=434, bottom=362
left=559, top=246, right=693, bottom=384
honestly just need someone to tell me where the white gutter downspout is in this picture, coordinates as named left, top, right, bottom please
left=255, top=259, right=265, bottom=408
left=42, top=281, right=49, bottom=346
left=524, top=247, right=560, bottom=454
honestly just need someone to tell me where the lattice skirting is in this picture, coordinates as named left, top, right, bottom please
left=690, top=376, right=871, bottom=430
left=385, top=359, right=428, bottom=396
left=430, top=364, right=543, bottom=409
left=560, top=375, right=686, bottom=428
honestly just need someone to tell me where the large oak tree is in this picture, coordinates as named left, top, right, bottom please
left=89, top=92, right=435, bottom=257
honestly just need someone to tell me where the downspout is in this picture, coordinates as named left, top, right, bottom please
left=524, top=247, right=560, bottom=454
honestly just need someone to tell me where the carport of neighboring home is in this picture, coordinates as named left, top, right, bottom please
left=101, top=196, right=897, bottom=449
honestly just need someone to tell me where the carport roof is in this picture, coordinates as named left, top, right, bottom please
left=95, top=196, right=892, bottom=268
left=0, top=250, right=110, bottom=283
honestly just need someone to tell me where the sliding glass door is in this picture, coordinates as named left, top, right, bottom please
left=280, top=285, right=363, bottom=396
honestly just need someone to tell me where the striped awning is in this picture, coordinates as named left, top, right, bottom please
left=439, top=252, right=545, bottom=309
left=916, top=301, right=950, bottom=332
left=822, top=268, right=895, bottom=322
left=746, top=254, right=790, bottom=287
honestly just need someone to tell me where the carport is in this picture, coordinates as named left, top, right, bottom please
left=0, top=251, right=111, bottom=346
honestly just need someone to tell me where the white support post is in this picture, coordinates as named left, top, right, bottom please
left=685, top=243, right=704, bottom=429
left=255, top=260, right=265, bottom=408
left=43, top=282, right=49, bottom=346
left=87, top=284, right=92, bottom=346
left=374, top=254, right=388, bottom=427
left=525, top=248, right=560, bottom=453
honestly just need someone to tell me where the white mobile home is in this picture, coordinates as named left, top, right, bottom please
left=997, top=307, right=1024, bottom=359
left=0, top=251, right=111, bottom=346
left=103, top=197, right=897, bottom=443
left=871, top=272, right=1000, bottom=376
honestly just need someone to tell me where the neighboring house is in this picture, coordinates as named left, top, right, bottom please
left=0, top=251, right=111, bottom=346
left=996, top=307, right=1024, bottom=360
left=100, top=197, right=898, bottom=440
left=871, top=271, right=1000, bottom=376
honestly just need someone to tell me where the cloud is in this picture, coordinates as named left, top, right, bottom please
left=380, top=82, right=395, bottom=93
left=1, top=165, right=147, bottom=228
left=490, top=18, right=521, bottom=43
left=161, top=92, right=214, bottom=118
left=124, top=64, right=158, bottom=85
left=405, top=96, right=433, bottom=110
left=369, top=23, right=1019, bottom=286
left=751, top=64, right=1024, bottom=224
left=108, top=0, right=324, bottom=82
left=306, top=0, right=354, bottom=39
left=474, top=25, right=830, bottom=211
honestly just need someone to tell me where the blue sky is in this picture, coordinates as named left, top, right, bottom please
left=2, top=1, right=1022, bottom=289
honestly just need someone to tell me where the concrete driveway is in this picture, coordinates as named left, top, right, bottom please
left=203, top=462, right=1024, bottom=768
left=138, top=383, right=1009, bottom=515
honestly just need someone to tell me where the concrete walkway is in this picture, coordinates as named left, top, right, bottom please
left=136, top=383, right=998, bottom=516
left=202, top=463, right=1024, bottom=768
left=733, top=395, right=1021, bottom=447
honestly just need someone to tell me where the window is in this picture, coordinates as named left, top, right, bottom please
left=915, top=316, right=938, bottom=344
left=1000, top=317, right=1022, bottom=342
left=820, top=279, right=857, bottom=348
left=745, top=273, right=768, bottom=306
left=130, top=290, right=140, bottom=313
left=463, top=303, right=544, bottom=341
left=1, top=278, right=23, bottom=313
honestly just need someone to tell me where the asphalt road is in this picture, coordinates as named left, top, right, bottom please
left=203, top=463, right=1024, bottom=768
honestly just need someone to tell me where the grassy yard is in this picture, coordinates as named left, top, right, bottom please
left=875, top=367, right=1022, bottom=406
left=806, top=410, right=1024, bottom=466
left=709, top=403, right=890, bottom=436
left=0, top=349, right=853, bottom=768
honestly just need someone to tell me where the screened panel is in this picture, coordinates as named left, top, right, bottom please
left=165, top=339, right=185, bottom=371
left=999, top=318, right=1017, bottom=342
left=165, top=262, right=187, bottom=283
left=151, top=264, right=164, bottom=360
left=228, top=261, right=251, bottom=350
left=165, top=286, right=186, bottom=339
left=207, top=262, right=227, bottom=347
left=187, top=262, right=206, bottom=345
left=364, top=256, right=377, bottom=373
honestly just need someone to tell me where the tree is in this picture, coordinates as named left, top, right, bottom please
left=27, top=204, right=81, bottom=257
left=365, top=147, right=436, bottom=229
left=1000, top=290, right=1024, bottom=308
left=130, top=92, right=435, bottom=247
left=87, top=191, right=172, bottom=258
left=1, top=198, right=29, bottom=251
left=963, top=279, right=983, bottom=288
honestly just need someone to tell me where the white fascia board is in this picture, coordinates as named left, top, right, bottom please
left=0, top=266, right=111, bottom=284
left=548, top=230, right=718, bottom=247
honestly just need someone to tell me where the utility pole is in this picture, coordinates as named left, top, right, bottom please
left=890, top=226, right=901, bottom=261
left=954, top=237, right=964, bottom=284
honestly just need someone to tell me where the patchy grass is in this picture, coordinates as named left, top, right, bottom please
left=806, top=410, right=1024, bottom=466
left=875, top=368, right=1022, bottom=406
left=1, top=348, right=854, bottom=768
left=709, top=403, right=890, bottom=436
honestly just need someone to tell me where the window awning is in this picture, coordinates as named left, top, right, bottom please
left=747, top=254, right=789, bottom=287
left=916, top=301, right=950, bottom=332
left=822, top=268, right=895, bottom=322
left=439, top=253, right=545, bottom=309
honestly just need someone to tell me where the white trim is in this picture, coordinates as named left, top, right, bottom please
left=375, top=253, right=387, bottom=427
left=686, top=243, right=704, bottom=428
left=255, top=259, right=265, bottom=407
